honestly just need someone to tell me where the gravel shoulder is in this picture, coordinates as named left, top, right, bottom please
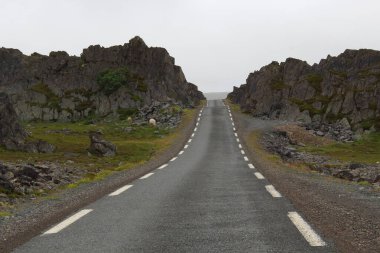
left=232, top=109, right=380, bottom=253
left=0, top=107, right=200, bottom=253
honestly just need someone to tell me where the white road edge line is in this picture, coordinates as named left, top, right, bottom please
left=244, top=156, right=249, bottom=161
left=265, top=185, right=282, bottom=198
left=158, top=164, right=168, bottom=169
left=238, top=144, right=242, bottom=148
left=233, top=127, right=236, bottom=131
left=43, top=209, right=93, bottom=235
left=140, top=172, right=154, bottom=179
left=234, top=133, right=238, bottom=137
left=184, top=144, right=189, bottom=149
left=254, top=172, right=265, bottom=179
left=248, top=163, right=255, bottom=169
left=196, top=122, right=199, bottom=126
left=288, top=212, right=327, bottom=247
left=188, top=139, right=192, bottom=143
left=170, top=157, right=177, bottom=162
left=179, top=150, right=184, bottom=155
left=109, top=185, right=133, bottom=196
left=191, top=133, right=195, bottom=137
left=236, top=138, right=240, bottom=142
left=241, top=150, right=245, bottom=155
left=194, top=127, right=197, bottom=132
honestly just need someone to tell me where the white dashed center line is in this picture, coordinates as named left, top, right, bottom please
left=158, top=164, right=168, bottom=169
left=288, top=212, right=327, bottom=247
left=254, top=172, right=265, bottom=179
left=140, top=173, right=154, bottom=179
left=109, top=185, right=133, bottom=196
left=43, top=209, right=93, bottom=235
left=265, top=185, right=282, bottom=198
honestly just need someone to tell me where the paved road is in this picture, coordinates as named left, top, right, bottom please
left=14, top=100, right=335, bottom=252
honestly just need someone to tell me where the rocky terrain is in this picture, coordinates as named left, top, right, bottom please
left=0, top=36, right=204, bottom=121
left=228, top=49, right=380, bottom=133
left=261, top=124, right=380, bottom=185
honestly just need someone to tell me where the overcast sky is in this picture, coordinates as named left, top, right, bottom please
left=1, top=0, right=380, bottom=92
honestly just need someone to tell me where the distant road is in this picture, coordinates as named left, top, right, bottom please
left=14, top=100, right=334, bottom=252
left=204, top=92, right=229, bottom=100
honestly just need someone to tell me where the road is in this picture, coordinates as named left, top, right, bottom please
left=14, top=100, right=335, bottom=252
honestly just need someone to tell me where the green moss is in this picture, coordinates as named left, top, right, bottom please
left=306, top=74, right=323, bottom=93
left=30, top=82, right=61, bottom=112
left=117, top=107, right=138, bottom=120
left=360, top=118, right=380, bottom=130
left=329, top=70, right=348, bottom=79
left=300, top=132, right=380, bottom=163
left=289, top=98, right=324, bottom=116
left=271, top=80, right=289, bottom=90
left=0, top=211, right=11, bottom=217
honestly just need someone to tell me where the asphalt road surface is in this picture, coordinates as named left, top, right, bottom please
left=14, top=100, right=335, bottom=252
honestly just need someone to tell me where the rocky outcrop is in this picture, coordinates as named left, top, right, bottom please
left=88, top=131, right=116, bottom=157
left=0, top=92, right=55, bottom=152
left=228, top=49, right=380, bottom=131
left=0, top=36, right=204, bottom=121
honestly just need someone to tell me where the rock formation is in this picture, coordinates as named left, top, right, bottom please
left=88, top=131, right=116, bottom=157
left=0, top=92, right=55, bottom=152
left=0, top=36, right=204, bottom=121
left=228, top=49, right=380, bottom=131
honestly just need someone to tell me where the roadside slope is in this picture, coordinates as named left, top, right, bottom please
left=230, top=105, right=380, bottom=253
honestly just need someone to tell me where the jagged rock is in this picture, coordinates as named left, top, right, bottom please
left=88, top=131, right=116, bottom=157
left=228, top=49, right=380, bottom=132
left=0, top=92, right=28, bottom=149
left=0, top=37, right=204, bottom=122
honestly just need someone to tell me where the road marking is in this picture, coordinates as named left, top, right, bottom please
left=265, top=185, right=282, bottom=198
left=184, top=144, right=189, bottom=149
left=191, top=133, right=195, bottom=137
left=158, top=164, right=168, bottom=169
left=233, top=127, right=236, bottom=131
left=232, top=122, right=235, bottom=126
left=255, top=172, right=265, bottom=179
left=234, top=133, right=238, bottom=137
left=196, top=122, right=199, bottom=126
left=43, top=209, right=93, bottom=235
left=109, top=185, right=133, bottom=196
left=194, top=127, right=197, bottom=131
left=140, top=172, right=154, bottom=179
left=188, top=139, right=192, bottom=143
left=170, top=157, right=177, bottom=162
left=197, top=117, right=200, bottom=121
left=238, top=144, right=242, bottom=148
left=244, top=156, right=249, bottom=161
left=199, top=113, right=202, bottom=117
left=288, top=212, right=327, bottom=247
left=179, top=150, right=184, bottom=155
left=248, top=163, right=255, bottom=169
left=236, top=138, right=240, bottom=142
left=241, top=150, right=245, bottom=155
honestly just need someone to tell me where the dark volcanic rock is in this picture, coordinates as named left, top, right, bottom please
left=0, top=92, right=28, bottom=149
left=88, top=131, right=116, bottom=157
left=228, top=49, right=380, bottom=131
left=0, top=92, right=55, bottom=152
left=0, top=36, right=204, bottom=121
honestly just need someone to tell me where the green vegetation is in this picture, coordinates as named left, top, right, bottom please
left=117, top=107, right=138, bottom=120
left=270, top=80, right=289, bottom=90
left=97, top=67, right=148, bottom=95
left=360, top=117, right=380, bottom=130
left=329, top=70, right=348, bottom=79
left=0, top=107, right=198, bottom=189
left=289, top=98, right=324, bottom=116
left=0, top=211, right=11, bottom=217
left=306, top=74, right=323, bottom=93
left=30, top=82, right=61, bottom=112
left=300, top=132, right=380, bottom=163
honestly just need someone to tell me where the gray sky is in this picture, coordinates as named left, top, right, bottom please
left=1, top=0, right=380, bottom=92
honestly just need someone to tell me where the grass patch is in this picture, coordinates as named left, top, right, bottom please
left=0, top=107, right=199, bottom=190
left=300, top=132, right=380, bottom=163
left=0, top=211, right=11, bottom=217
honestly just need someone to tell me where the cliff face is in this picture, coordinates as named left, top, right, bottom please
left=228, top=49, right=380, bottom=130
left=0, top=36, right=204, bottom=121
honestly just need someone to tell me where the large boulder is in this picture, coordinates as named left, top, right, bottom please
left=88, top=131, right=116, bottom=157
left=0, top=92, right=56, bottom=153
